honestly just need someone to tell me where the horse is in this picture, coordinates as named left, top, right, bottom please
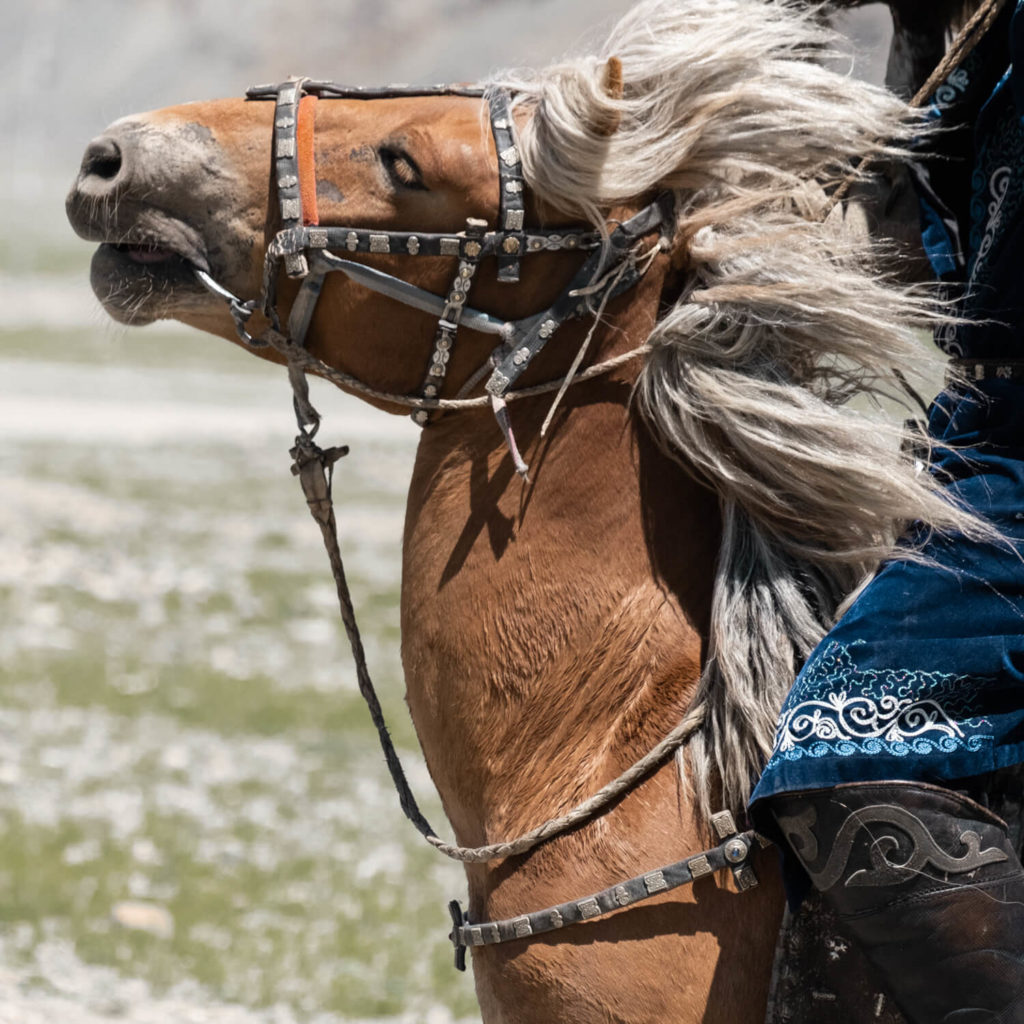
left=65, top=0, right=986, bottom=1019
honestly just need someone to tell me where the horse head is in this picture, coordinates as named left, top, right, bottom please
left=65, top=79, right=647, bottom=430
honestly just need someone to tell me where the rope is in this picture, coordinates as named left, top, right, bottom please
left=428, top=703, right=707, bottom=862
left=275, top=335, right=652, bottom=412
left=830, top=0, right=1007, bottom=208
left=285, top=388, right=708, bottom=864
left=909, top=0, right=1009, bottom=109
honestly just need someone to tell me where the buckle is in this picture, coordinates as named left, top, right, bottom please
left=711, top=810, right=759, bottom=892
left=447, top=899, right=468, bottom=971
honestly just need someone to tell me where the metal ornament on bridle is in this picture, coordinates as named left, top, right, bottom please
left=195, top=76, right=674, bottom=473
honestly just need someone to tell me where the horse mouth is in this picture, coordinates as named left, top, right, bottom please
left=89, top=235, right=209, bottom=325
left=66, top=186, right=214, bottom=324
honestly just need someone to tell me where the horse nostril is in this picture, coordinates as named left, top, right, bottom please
left=81, top=136, right=123, bottom=181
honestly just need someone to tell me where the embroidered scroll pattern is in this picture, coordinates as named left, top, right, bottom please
left=766, top=642, right=992, bottom=768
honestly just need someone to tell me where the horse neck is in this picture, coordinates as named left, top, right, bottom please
left=399, top=270, right=722, bottom=851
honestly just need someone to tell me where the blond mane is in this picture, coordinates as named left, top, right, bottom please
left=494, top=0, right=991, bottom=817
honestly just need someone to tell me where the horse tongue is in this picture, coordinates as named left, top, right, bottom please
left=121, top=244, right=174, bottom=264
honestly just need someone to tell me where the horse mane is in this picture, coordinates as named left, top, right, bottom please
left=493, top=0, right=993, bottom=818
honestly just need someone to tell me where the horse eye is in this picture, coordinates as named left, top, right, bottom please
left=379, top=146, right=427, bottom=191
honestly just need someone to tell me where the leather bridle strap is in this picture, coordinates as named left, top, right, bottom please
left=448, top=814, right=764, bottom=970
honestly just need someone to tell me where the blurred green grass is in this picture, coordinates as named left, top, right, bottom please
left=0, top=309, right=479, bottom=1021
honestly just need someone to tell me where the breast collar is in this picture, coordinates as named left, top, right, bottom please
left=195, top=77, right=674, bottom=463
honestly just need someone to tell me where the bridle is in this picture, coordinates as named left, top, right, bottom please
left=193, top=76, right=764, bottom=969
left=196, top=76, right=675, bottom=474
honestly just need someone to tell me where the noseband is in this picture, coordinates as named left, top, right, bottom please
left=195, top=77, right=674, bottom=473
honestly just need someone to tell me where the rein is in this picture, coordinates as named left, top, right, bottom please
left=192, top=76, right=763, bottom=968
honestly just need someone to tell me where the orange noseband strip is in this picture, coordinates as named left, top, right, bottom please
left=297, top=94, right=319, bottom=226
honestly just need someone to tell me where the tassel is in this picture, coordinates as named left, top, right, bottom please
left=491, top=395, right=530, bottom=480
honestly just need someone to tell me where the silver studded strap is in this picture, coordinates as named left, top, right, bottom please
left=489, top=89, right=526, bottom=283
left=273, top=78, right=312, bottom=279
left=447, top=811, right=765, bottom=971
left=413, top=217, right=489, bottom=424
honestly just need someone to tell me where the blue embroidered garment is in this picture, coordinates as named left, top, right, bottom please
left=751, top=4, right=1024, bottom=811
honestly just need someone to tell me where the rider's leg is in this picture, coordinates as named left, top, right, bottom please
left=769, top=780, right=1024, bottom=1023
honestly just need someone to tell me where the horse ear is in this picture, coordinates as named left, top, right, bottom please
left=593, top=56, right=624, bottom=137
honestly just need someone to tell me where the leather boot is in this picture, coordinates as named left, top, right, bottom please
left=770, top=781, right=1024, bottom=1023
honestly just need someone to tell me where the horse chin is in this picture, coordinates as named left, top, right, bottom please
left=89, top=242, right=213, bottom=324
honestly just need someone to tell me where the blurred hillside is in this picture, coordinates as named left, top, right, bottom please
left=4, top=0, right=889, bottom=260
left=7, top=0, right=633, bottom=254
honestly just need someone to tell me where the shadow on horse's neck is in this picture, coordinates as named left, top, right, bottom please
left=398, top=266, right=722, bottom=876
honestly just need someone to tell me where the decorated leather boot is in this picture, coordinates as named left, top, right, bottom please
left=770, top=781, right=1024, bottom=1023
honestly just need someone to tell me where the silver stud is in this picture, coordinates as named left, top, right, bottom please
left=505, top=180, right=524, bottom=194
left=406, top=236, right=421, bottom=255
left=566, top=236, right=578, bottom=248
left=281, top=198, right=301, bottom=221
left=688, top=854, right=713, bottom=879
left=369, top=234, right=390, bottom=254
left=512, top=347, right=530, bottom=366
left=436, top=336, right=452, bottom=351
left=724, top=837, right=749, bottom=864
left=439, top=238, right=460, bottom=256
left=435, top=350, right=450, bottom=365
left=577, top=898, right=600, bottom=920
left=284, top=252, right=308, bottom=278
left=469, top=926, right=484, bottom=946
left=459, top=266, right=472, bottom=279
left=275, top=117, right=295, bottom=129
left=549, top=909, right=563, bottom=928
left=500, top=145, right=520, bottom=167
left=277, top=174, right=298, bottom=188
left=346, top=232, right=359, bottom=252
left=464, top=240, right=482, bottom=259
left=492, top=118, right=509, bottom=130
left=711, top=810, right=738, bottom=840
left=512, top=916, right=532, bottom=938
left=538, top=319, right=556, bottom=339
left=643, top=871, right=668, bottom=894
left=429, top=364, right=445, bottom=377
left=734, top=864, right=759, bottom=891
left=413, top=409, right=429, bottom=424
left=450, top=292, right=465, bottom=305
left=528, top=238, right=543, bottom=251
left=424, top=384, right=438, bottom=397
left=505, top=210, right=524, bottom=231
left=502, top=237, right=521, bottom=255
left=308, top=228, right=328, bottom=248
left=276, top=138, right=295, bottom=158
left=614, top=885, right=631, bottom=907
left=278, top=87, right=297, bottom=105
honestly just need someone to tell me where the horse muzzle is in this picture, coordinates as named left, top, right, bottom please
left=66, top=114, right=254, bottom=324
